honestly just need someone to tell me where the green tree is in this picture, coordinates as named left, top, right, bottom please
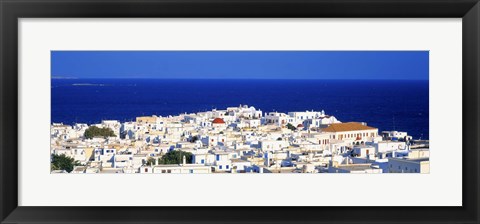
left=286, top=123, right=296, bottom=131
left=158, top=150, right=193, bottom=164
left=146, top=157, right=156, bottom=166
left=84, top=126, right=116, bottom=139
left=51, top=154, right=81, bottom=173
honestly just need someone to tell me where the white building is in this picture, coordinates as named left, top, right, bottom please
left=381, top=131, right=412, bottom=141
left=264, top=112, right=289, bottom=126
left=192, top=153, right=216, bottom=165
left=149, top=164, right=212, bottom=174
left=388, top=157, right=430, bottom=173
left=227, top=105, right=263, bottom=119
left=212, top=118, right=227, bottom=130
left=368, top=141, right=407, bottom=153
left=230, top=159, right=252, bottom=172
left=93, top=148, right=116, bottom=167
left=322, top=122, right=379, bottom=145
left=306, top=116, right=341, bottom=129
left=212, top=151, right=232, bottom=172
left=243, top=119, right=261, bottom=128
left=352, top=145, right=376, bottom=159
left=259, top=140, right=290, bottom=152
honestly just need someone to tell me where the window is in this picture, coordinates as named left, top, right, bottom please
left=226, top=165, right=229, bottom=169
left=201, top=159, right=205, bottom=164
left=219, top=165, right=223, bottom=169
left=216, top=155, right=220, bottom=161
left=190, top=170, right=193, bottom=173
left=162, top=170, right=166, bottom=173
left=144, top=168, right=148, bottom=172
left=167, top=170, right=171, bottom=173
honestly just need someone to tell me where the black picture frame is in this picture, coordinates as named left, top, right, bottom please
left=1, top=0, right=479, bottom=223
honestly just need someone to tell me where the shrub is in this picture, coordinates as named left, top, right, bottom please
left=84, top=126, right=116, bottom=139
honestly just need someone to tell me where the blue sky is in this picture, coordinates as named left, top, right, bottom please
left=51, top=51, right=428, bottom=80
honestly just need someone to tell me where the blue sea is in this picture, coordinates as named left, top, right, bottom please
left=51, top=79, right=429, bottom=140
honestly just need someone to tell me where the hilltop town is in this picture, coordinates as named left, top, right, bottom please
left=51, top=105, right=429, bottom=174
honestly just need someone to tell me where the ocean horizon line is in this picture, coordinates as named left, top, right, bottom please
left=52, top=77, right=429, bottom=81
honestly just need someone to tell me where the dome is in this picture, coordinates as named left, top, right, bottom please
left=212, top=118, right=226, bottom=124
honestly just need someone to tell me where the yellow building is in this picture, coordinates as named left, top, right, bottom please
left=136, top=116, right=158, bottom=124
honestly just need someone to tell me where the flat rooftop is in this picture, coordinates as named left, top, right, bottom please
left=336, top=164, right=376, bottom=171
left=390, top=157, right=429, bottom=162
left=231, top=159, right=250, bottom=163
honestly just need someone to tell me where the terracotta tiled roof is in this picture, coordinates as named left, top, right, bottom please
left=212, top=118, right=225, bottom=124
left=322, top=122, right=377, bottom=132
